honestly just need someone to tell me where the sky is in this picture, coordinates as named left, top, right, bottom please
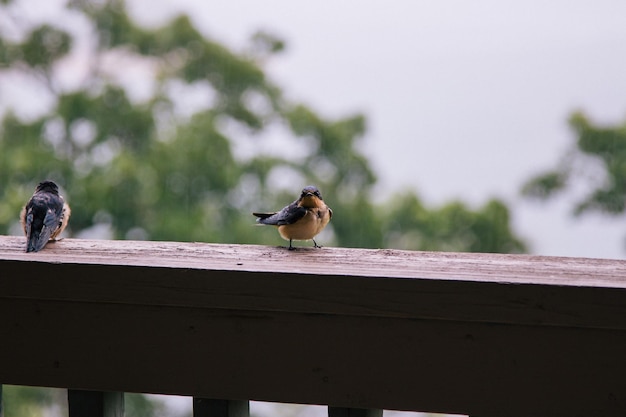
left=123, top=0, right=626, bottom=259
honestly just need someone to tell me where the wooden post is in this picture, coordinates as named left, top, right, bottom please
left=67, top=390, right=124, bottom=417
left=193, top=398, right=249, bottom=417
left=328, top=407, right=383, bottom=417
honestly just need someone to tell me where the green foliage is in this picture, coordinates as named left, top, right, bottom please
left=57, top=87, right=155, bottom=153
left=2, top=386, right=65, bottom=417
left=522, top=111, right=626, bottom=216
left=250, top=31, right=286, bottom=55
left=0, top=0, right=524, bottom=251
left=125, top=393, right=167, bottom=417
left=1, top=387, right=171, bottom=417
left=22, top=25, right=72, bottom=69
left=383, top=192, right=526, bottom=253
left=521, top=171, right=568, bottom=199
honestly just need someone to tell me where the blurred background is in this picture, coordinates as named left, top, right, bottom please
left=1, top=0, right=626, bottom=416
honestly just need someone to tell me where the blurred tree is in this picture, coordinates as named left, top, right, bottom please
left=2, top=386, right=170, bottom=417
left=384, top=192, right=525, bottom=253
left=2, top=385, right=65, bottom=417
left=0, top=0, right=525, bottom=253
left=522, top=111, right=626, bottom=217
left=125, top=393, right=168, bottom=417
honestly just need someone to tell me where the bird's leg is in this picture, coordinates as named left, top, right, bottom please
left=288, top=239, right=296, bottom=251
left=312, top=239, right=322, bottom=249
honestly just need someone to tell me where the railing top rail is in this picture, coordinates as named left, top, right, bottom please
left=2, top=236, right=626, bottom=417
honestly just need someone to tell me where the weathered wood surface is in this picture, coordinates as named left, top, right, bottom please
left=2, top=235, right=626, bottom=417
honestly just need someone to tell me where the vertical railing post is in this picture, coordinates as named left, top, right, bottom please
left=328, top=407, right=383, bottom=417
left=67, top=390, right=124, bottom=417
left=193, top=398, right=249, bottom=417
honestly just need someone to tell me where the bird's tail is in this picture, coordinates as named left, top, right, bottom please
left=26, top=232, right=43, bottom=252
left=252, top=212, right=274, bottom=220
left=26, top=227, right=53, bottom=253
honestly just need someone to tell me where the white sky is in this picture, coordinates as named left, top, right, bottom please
left=3, top=0, right=626, bottom=260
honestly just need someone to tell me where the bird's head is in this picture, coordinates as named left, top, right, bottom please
left=35, top=180, right=60, bottom=194
left=298, top=185, right=324, bottom=208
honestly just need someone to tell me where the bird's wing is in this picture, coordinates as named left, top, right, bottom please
left=254, top=202, right=307, bottom=226
left=44, top=206, right=63, bottom=233
left=23, top=204, right=48, bottom=252
left=44, top=207, right=62, bottom=230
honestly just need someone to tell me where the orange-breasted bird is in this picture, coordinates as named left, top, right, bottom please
left=253, top=185, right=332, bottom=250
left=20, top=180, right=71, bottom=253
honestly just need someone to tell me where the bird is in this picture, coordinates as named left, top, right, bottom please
left=253, top=185, right=332, bottom=250
left=20, top=180, right=71, bottom=253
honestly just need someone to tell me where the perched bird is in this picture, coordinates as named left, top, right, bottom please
left=20, top=180, right=71, bottom=253
left=253, top=185, right=332, bottom=250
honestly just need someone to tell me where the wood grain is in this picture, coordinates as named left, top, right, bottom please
left=1, top=236, right=625, bottom=287
left=2, top=235, right=626, bottom=417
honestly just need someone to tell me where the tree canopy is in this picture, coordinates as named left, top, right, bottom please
left=523, top=111, right=626, bottom=217
left=0, top=0, right=526, bottom=253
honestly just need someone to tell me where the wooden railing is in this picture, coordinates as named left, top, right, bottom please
left=1, top=235, right=626, bottom=417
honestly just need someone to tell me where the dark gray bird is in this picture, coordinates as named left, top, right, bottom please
left=20, top=180, right=71, bottom=253
left=253, top=185, right=332, bottom=250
